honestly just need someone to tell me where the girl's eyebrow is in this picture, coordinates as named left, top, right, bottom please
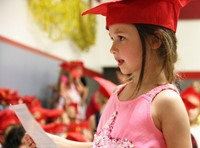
left=114, top=29, right=124, bottom=34
left=109, top=29, right=124, bottom=36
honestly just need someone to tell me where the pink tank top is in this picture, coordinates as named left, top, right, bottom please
left=93, top=83, right=179, bottom=148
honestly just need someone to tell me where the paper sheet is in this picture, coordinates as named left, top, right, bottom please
left=10, top=104, right=58, bottom=148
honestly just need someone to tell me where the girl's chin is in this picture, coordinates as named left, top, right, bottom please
left=119, top=68, right=130, bottom=75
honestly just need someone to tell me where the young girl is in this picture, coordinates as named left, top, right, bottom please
left=24, top=0, right=192, bottom=147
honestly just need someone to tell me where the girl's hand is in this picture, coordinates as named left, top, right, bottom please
left=22, top=133, right=37, bottom=148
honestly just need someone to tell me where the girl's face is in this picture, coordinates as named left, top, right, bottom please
left=109, top=24, right=143, bottom=75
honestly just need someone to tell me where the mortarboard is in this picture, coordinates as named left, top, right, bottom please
left=181, top=85, right=200, bottom=111
left=0, top=88, right=20, bottom=105
left=85, top=93, right=101, bottom=119
left=181, top=86, right=200, bottom=101
left=30, top=107, right=64, bottom=122
left=42, top=122, right=68, bottom=134
left=82, top=0, right=191, bottom=32
left=66, top=132, right=86, bottom=142
left=0, top=109, right=20, bottom=134
left=182, top=98, right=198, bottom=111
left=93, top=76, right=117, bottom=98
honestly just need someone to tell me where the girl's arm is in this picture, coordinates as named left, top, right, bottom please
left=47, top=133, right=93, bottom=148
left=153, top=90, right=192, bottom=148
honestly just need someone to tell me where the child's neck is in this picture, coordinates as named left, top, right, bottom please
left=120, top=72, right=168, bottom=101
left=131, top=74, right=168, bottom=89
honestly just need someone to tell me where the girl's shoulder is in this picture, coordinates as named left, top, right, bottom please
left=152, top=84, right=186, bottom=121
left=147, top=84, right=179, bottom=100
left=150, top=84, right=182, bottom=106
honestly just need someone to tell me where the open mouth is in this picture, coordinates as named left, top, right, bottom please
left=117, top=59, right=124, bottom=66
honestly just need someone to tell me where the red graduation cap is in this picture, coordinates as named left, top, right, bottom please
left=46, top=108, right=64, bottom=120
left=60, top=61, right=84, bottom=70
left=66, top=132, right=86, bottom=142
left=67, top=120, right=90, bottom=132
left=181, top=86, right=200, bottom=102
left=93, top=76, right=117, bottom=98
left=42, top=122, right=55, bottom=134
left=182, top=98, right=198, bottom=111
left=70, top=61, right=84, bottom=69
left=0, top=109, right=20, bottom=134
left=20, top=96, right=41, bottom=109
left=82, top=0, right=191, bottom=32
left=30, top=107, right=64, bottom=123
left=85, top=93, right=101, bottom=119
left=181, top=85, right=200, bottom=111
left=0, top=88, right=20, bottom=105
left=85, top=77, right=116, bottom=119
left=42, top=122, right=68, bottom=134
left=67, top=121, right=82, bottom=133
left=60, top=61, right=84, bottom=78
left=0, top=88, right=19, bottom=99
left=60, top=62, right=72, bottom=71
left=29, top=106, right=51, bottom=124
left=3, top=96, right=20, bottom=105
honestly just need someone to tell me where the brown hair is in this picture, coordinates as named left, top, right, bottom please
left=134, top=24, right=178, bottom=92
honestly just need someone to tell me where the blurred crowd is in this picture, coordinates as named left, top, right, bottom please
left=0, top=61, right=117, bottom=147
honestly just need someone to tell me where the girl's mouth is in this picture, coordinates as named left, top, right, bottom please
left=117, top=59, right=124, bottom=66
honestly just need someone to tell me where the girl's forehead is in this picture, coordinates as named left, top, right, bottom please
left=108, top=24, right=136, bottom=32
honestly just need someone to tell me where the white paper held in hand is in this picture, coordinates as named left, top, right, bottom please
left=10, top=104, right=58, bottom=148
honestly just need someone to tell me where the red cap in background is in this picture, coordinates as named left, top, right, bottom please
left=85, top=93, right=101, bottom=120
left=94, top=76, right=117, bottom=98
left=182, top=98, right=198, bottom=111
left=181, top=85, right=200, bottom=111
left=46, top=108, right=64, bottom=120
left=20, top=96, right=41, bottom=109
left=42, top=122, right=68, bottom=134
left=0, top=109, right=20, bottom=134
left=0, top=88, right=20, bottom=105
left=181, top=86, right=200, bottom=101
left=66, top=132, right=86, bottom=142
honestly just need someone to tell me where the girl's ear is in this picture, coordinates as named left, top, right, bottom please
left=150, top=31, right=162, bottom=49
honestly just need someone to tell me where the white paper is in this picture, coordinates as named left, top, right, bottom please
left=10, top=104, right=58, bottom=148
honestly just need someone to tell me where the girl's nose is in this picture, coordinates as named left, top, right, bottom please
left=110, top=44, right=117, bottom=54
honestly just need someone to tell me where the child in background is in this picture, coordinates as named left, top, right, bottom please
left=24, top=0, right=192, bottom=147
left=88, top=76, right=117, bottom=140
left=88, top=86, right=110, bottom=140
left=181, top=81, right=200, bottom=148
left=188, top=97, right=200, bottom=148
left=3, top=124, right=26, bottom=148
left=56, top=70, right=82, bottom=111
left=72, top=65, right=89, bottom=121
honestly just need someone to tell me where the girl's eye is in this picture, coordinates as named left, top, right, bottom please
left=109, top=35, right=125, bottom=42
left=118, top=36, right=125, bottom=41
